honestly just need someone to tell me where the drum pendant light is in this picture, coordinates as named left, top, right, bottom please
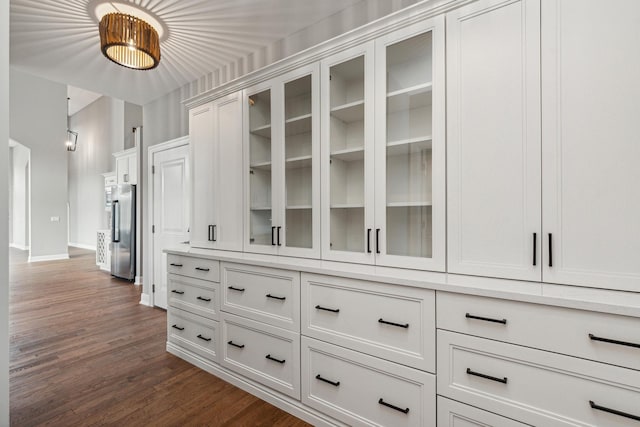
left=99, top=12, right=160, bottom=70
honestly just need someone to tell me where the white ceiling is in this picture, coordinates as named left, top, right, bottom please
left=10, top=0, right=363, bottom=106
left=67, top=86, right=102, bottom=116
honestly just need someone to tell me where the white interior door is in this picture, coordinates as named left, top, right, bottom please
left=152, top=144, right=189, bottom=308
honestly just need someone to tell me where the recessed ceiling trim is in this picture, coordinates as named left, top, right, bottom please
left=88, top=0, right=168, bottom=41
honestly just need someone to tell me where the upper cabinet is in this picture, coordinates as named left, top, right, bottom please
left=322, top=17, right=445, bottom=271
left=541, top=0, right=640, bottom=291
left=190, top=92, right=244, bottom=251
left=114, top=148, right=138, bottom=185
left=245, top=64, right=321, bottom=258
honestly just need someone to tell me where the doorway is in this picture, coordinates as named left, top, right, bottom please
left=8, top=140, right=31, bottom=257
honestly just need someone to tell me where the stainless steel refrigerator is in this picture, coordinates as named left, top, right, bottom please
left=111, top=184, right=136, bottom=280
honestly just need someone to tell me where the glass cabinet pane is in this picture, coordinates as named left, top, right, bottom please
left=329, top=56, right=365, bottom=253
left=384, top=32, right=433, bottom=258
left=248, top=89, right=273, bottom=246
left=284, top=74, right=313, bottom=249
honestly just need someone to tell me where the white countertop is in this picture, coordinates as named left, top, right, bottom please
left=166, top=245, right=640, bottom=318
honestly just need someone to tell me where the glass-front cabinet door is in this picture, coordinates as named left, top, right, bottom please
left=321, top=43, right=375, bottom=264
left=373, top=17, right=445, bottom=270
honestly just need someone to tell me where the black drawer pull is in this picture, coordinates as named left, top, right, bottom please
left=227, top=341, right=245, bottom=349
left=378, top=318, right=409, bottom=328
left=589, top=334, right=640, bottom=349
left=171, top=290, right=184, bottom=295
left=533, top=232, right=537, bottom=266
left=228, top=286, right=245, bottom=292
left=171, top=324, right=184, bottom=331
left=196, top=296, right=211, bottom=302
left=315, top=374, right=340, bottom=387
left=315, top=305, right=340, bottom=313
left=378, top=398, right=409, bottom=414
left=169, top=263, right=183, bottom=267
left=197, top=334, right=211, bottom=342
left=548, top=233, right=553, bottom=267
left=590, top=400, right=640, bottom=421
left=465, top=313, right=507, bottom=325
left=266, top=294, right=286, bottom=301
left=466, top=368, right=508, bottom=384
left=265, top=354, right=285, bottom=364
left=195, top=267, right=210, bottom=272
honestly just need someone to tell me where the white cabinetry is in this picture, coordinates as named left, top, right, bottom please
left=245, top=65, right=320, bottom=258
left=322, top=18, right=445, bottom=271
left=189, top=92, right=243, bottom=251
left=114, top=147, right=137, bottom=185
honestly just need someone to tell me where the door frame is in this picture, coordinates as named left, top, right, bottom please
left=142, top=136, right=189, bottom=307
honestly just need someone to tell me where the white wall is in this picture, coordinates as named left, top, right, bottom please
left=10, top=143, right=30, bottom=249
left=1, top=0, right=10, bottom=421
left=10, top=69, right=68, bottom=260
left=124, top=102, right=143, bottom=150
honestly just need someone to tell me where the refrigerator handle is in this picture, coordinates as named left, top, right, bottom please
left=112, top=200, right=120, bottom=243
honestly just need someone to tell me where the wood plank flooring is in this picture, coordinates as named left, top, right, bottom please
left=9, top=247, right=311, bottom=426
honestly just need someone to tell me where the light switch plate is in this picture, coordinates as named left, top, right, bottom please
left=50, top=216, right=60, bottom=222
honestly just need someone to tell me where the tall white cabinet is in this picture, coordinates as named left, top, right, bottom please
left=190, top=92, right=243, bottom=251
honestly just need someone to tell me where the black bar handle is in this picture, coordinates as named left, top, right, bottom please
left=465, top=313, right=507, bottom=325
left=315, top=374, right=340, bottom=387
left=208, top=225, right=214, bottom=241
left=228, top=286, right=245, bottom=292
left=589, top=333, right=640, bottom=349
left=548, top=233, right=553, bottom=267
left=171, top=290, right=184, bottom=295
left=378, top=318, right=409, bottom=329
left=271, top=226, right=276, bottom=246
left=376, top=228, right=381, bottom=254
left=277, top=226, right=282, bottom=246
left=197, top=334, right=211, bottom=342
left=367, top=228, right=372, bottom=253
left=378, top=398, right=409, bottom=414
left=197, top=296, right=211, bottom=302
left=227, top=341, right=245, bottom=349
left=533, top=232, right=537, bottom=266
left=265, top=354, right=286, bottom=364
left=171, top=324, right=184, bottom=331
left=169, top=263, right=183, bottom=267
left=112, top=200, right=120, bottom=243
left=466, top=368, right=508, bottom=384
left=315, top=305, right=340, bottom=313
left=213, top=224, right=217, bottom=242
left=590, top=400, right=640, bottom=422
left=195, top=267, right=210, bottom=272
left=266, top=294, right=286, bottom=301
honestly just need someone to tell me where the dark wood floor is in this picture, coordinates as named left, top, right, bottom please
left=9, top=247, right=311, bottom=426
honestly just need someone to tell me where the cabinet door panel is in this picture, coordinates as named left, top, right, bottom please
left=542, top=0, right=640, bottom=290
left=447, top=0, right=541, bottom=281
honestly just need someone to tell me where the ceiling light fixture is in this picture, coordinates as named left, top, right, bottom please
left=99, top=13, right=160, bottom=70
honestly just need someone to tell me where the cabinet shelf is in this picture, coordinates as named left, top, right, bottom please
left=387, top=137, right=432, bottom=156
left=330, top=147, right=364, bottom=162
left=286, top=205, right=312, bottom=210
left=331, top=100, right=364, bottom=123
left=250, top=206, right=272, bottom=211
left=250, top=123, right=272, bottom=138
left=250, top=161, right=272, bottom=171
left=285, top=114, right=312, bottom=136
left=330, top=203, right=365, bottom=209
left=387, top=83, right=433, bottom=114
left=387, top=201, right=432, bottom=207
left=285, top=155, right=312, bottom=169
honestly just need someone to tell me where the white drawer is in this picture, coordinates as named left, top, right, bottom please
left=167, top=309, right=220, bottom=363
left=302, top=336, right=435, bottom=427
left=437, top=330, right=640, bottom=427
left=437, top=292, right=640, bottom=371
left=220, top=312, right=300, bottom=399
left=302, top=273, right=435, bottom=372
left=437, top=397, right=528, bottom=426
left=221, top=263, right=300, bottom=332
left=167, top=254, right=220, bottom=282
left=168, top=274, right=219, bottom=320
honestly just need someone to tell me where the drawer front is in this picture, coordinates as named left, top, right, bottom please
left=302, top=337, right=435, bottom=427
left=302, top=273, right=435, bottom=372
left=221, top=263, right=300, bottom=331
left=221, top=312, right=300, bottom=399
left=167, top=309, right=220, bottom=363
left=437, top=397, right=528, bottom=427
left=168, top=274, right=219, bottom=320
left=168, top=254, right=220, bottom=282
left=437, top=292, right=640, bottom=371
left=438, top=330, right=640, bottom=427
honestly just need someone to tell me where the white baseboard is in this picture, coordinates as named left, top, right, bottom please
left=166, top=343, right=344, bottom=427
left=139, top=293, right=152, bottom=307
left=9, top=243, right=29, bottom=251
left=68, top=242, right=96, bottom=251
left=134, top=275, right=143, bottom=286
left=28, top=253, right=70, bottom=263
